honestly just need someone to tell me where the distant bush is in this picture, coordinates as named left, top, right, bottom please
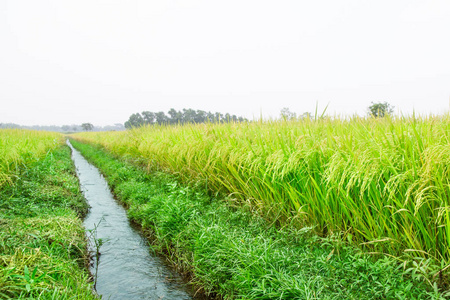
left=368, top=101, right=394, bottom=118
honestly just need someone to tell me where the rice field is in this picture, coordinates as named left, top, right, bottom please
left=0, top=131, right=96, bottom=298
left=0, top=129, right=63, bottom=187
left=72, top=139, right=443, bottom=298
left=73, top=115, right=450, bottom=268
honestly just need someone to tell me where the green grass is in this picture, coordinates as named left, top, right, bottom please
left=0, top=146, right=97, bottom=299
left=70, top=139, right=448, bottom=299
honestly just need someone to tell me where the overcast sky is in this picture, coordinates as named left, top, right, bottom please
left=1, top=0, right=449, bottom=126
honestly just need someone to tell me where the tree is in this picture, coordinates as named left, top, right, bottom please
left=206, top=111, right=215, bottom=122
left=167, top=108, right=182, bottom=124
left=195, top=110, right=207, bottom=123
left=299, top=112, right=312, bottom=120
left=280, top=107, right=297, bottom=120
left=368, top=102, right=394, bottom=118
left=214, top=112, right=223, bottom=123
left=124, top=113, right=144, bottom=129
left=154, top=111, right=168, bottom=124
left=141, top=111, right=155, bottom=124
left=182, top=109, right=196, bottom=123
left=81, top=123, right=94, bottom=131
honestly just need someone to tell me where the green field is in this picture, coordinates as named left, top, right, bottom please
left=2, top=115, right=450, bottom=299
left=73, top=115, right=450, bottom=281
left=70, top=138, right=446, bottom=299
left=0, top=129, right=97, bottom=299
left=0, top=129, right=63, bottom=187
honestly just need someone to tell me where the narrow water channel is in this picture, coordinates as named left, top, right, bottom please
left=68, top=141, right=195, bottom=300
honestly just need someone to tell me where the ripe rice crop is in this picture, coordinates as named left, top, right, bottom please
left=0, top=129, right=63, bottom=187
left=73, top=115, right=450, bottom=265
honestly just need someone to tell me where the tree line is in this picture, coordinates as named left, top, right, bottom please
left=0, top=123, right=124, bottom=132
left=124, top=108, right=248, bottom=128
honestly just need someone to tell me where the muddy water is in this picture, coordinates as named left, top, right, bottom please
left=68, top=141, right=194, bottom=300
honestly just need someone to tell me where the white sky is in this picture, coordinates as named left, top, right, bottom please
left=1, top=0, right=449, bottom=126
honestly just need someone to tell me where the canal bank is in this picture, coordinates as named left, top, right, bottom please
left=68, top=140, right=196, bottom=299
left=0, top=145, right=97, bottom=299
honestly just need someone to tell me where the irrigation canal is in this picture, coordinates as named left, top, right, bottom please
left=68, top=141, right=196, bottom=299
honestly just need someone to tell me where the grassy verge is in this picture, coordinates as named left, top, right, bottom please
left=0, top=145, right=98, bottom=299
left=70, top=139, right=447, bottom=299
